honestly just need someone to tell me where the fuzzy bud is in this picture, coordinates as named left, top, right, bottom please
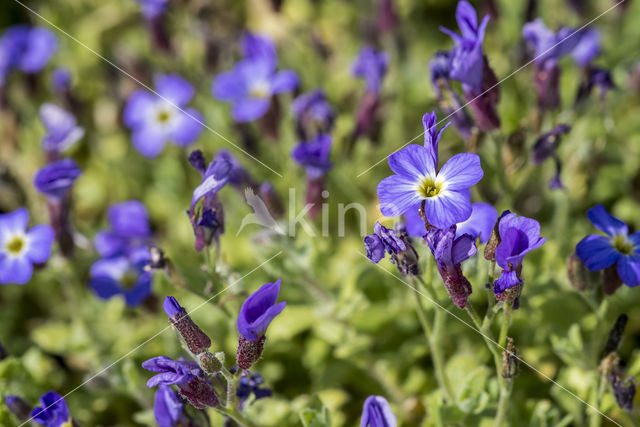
left=179, top=377, right=220, bottom=409
left=237, top=336, right=265, bottom=370
left=164, top=297, right=212, bottom=355
left=610, top=375, right=636, bottom=412
left=495, top=280, right=523, bottom=310
left=199, top=351, right=222, bottom=375
left=502, top=337, right=519, bottom=379
left=567, top=253, right=589, bottom=291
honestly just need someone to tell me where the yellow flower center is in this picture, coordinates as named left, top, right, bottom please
left=612, top=235, right=634, bottom=255
left=5, top=236, right=25, bottom=255
left=418, top=176, right=442, bottom=198
left=250, top=81, right=270, bottom=99
left=61, top=420, right=73, bottom=427
left=121, top=270, right=139, bottom=289
left=156, top=109, right=172, bottom=123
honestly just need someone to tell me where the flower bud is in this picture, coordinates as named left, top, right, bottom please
left=179, top=377, right=220, bottom=409
left=164, top=297, right=212, bottom=355
left=603, top=265, right=623, bottom=296
left=5, top=395, right=32, bottom=421
left=199, top=351, right=222, bottom=375
left=502, top=337, right=519, bottom=379
left=610, top=375, right=636, bottom=412
left=567, top=253, right=589, bottom=291
left=236, top=336, right=265, bottom=370
left=602, top=314, right=628, bottom=359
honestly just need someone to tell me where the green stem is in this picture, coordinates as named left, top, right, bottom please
left=215, top=406, right=257, bottom=427
left=588, top=372, right=607, bottom=427
left=466, top=303, right=502, bottom=376
left=499, top=303, right=512, bottom=348
left=495, top=379, right=514, bottom=427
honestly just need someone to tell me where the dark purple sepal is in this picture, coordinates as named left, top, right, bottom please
left=179, top=377, right=220, bottom=409
left=237, top=336, right=266, bottom=370
left=169, top=311, right=212, bottom=356
left=603, top=265, right=623, bottom=296
left=438, top=263, right=472, bottom=309
left=463, top=56, right=501, bottom=132
left=534, top=62, right=561, bottom=110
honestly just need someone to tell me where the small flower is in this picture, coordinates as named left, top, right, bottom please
left=236, top=371, right=272, bottom=409
left=291, top=134, right=333, bottom=179
left=188, top=152, right=231, bottom=251
left=0, top=208, right=54, bottom=285
left=39, top=103, right=84, bottom=154
left=2, top=25, right=57, bottom=74
left=377, top=112, right=483, bottom=229
left=212, top=33, right=298, bottom=122
left=33, top=159, right=82, bottom=200
left=364, top=221, right=406, bottom=264
left=493, top=213, right=545, bottom=295
left=94, top=200, right=151, bottom=258
left=426, top=225, right=477, bottom=308
left=124, top=74, right=204, bottom=157
left=154, top=385, right=185, bottom=427
left=576, top=204, right=640, bottom=288
left=214, top=150, right=258, bottom=191
left=237, top=279, right=287, bottom=342
left=292, top=89, right=335, bottom=140
left=89, top=247, right=153, bottom=306
left=135, top=0, right=169, bottom=19
left=610, top=375, right=635, bottom=412
left=30, top=391, right=71, bottom=427
left=360, top=395, right=396, bottom=427
left=572, top=28, right=601, bottom=67
left=522, top=20, right=579, bottom=66
left=163, top=296, right=212, bottom=355
left=352, top=46, right=389, bottom=94
left=439, top=0, right=490, bottom=91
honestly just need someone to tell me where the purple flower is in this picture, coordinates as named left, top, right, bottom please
left=360, top=395, right=396, bottom=427
left=377, top=112, right=483, bottom=229
left=364, top=222, right=406, bottom=264
left=212, top=33, right=298, bottom=122
left=30, top=391, right=70, bottom=427
left=39, top=103, right=84, bottom=154
left=439, top=0, right=489, bottom=91
left=89, top=247, right=153, bottom=306
left=154, top=385, right=185, bottom=427
left=124, top=74, right=204, bottom=158
left=213, top=150, right=257, bottom=191
left=51, top=67, right=71, bottom=93
left=572, top=28, right=601, bottom=66
left=33, top=159, right=82, bottom=199
left=236, top=371, right=272, bottom=409
left=429, top=51, right=451, bottom=85
left=291, top=134, right=333, bottom=179
left=292, top=89, right=335, bottom=140
left=94, top=200, right=151, bottom=258
left=610, top=375, right=635, bottom=411
left=162, top=296, right=211, bottom=355
left=531, top=124, right=571, bottom=164
left=2, top=26, right=57, bottom=74
left=494, top=213, right=545, bottom=294
left=188, top=152, right=231, bottom=251
left=237, top=279, right=286, bottom=341
left=404, top=202, right=495, bottom=240
left=136, top=0, right=169, bottom=19
left=352, top=46, right=389, bottom=94
left=522, top=20, right=579, bottom=65
left=426, top=225, right=477, bottom=308
left=163, top=295, right=185, bottom=319
left=576, top=205, right=640, bottom=288
left=576, top=67, right=615, bottom=103
left=0, top=208, right=54, bottom=285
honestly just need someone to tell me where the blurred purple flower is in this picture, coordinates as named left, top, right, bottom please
left=94, top=200, right=151, bottom=258
left=440, top=0, right=489, bottom=91
left=89, top=247, right=153, bottom=306
left=377, top=112, right=482, bottom=229
left=572, top=28, right=601, bottom=67
left=522, top=19, right=579, bottom=65
left=154, top=385, right=185, bottom=427
left=610, top=375, right=635, bottom=411
left=291, top=134, right=333, bottom=179
left=292, top=88, right=335, bottom=140
left=33, top=159, right=81, bottom=200
left=426, top=225, right=477, bottom=308
left=405, top=202, right=496, bottom=241
left=241, top=32, right=277, bottom=70
left=236, top=371, right=272, bottom=409
left=124, top=74, right=204, bottom=157
left=30, top=391, right=70, bottom=427
left=576, top=205, right=640, bottom=288
left=136, top=0, right=168, bottom=19
left=237, top=279, right=286, bottom=341
left=360, top=395, right=396, bottom=427
left=51, top=67, right=71, bottom=93
left=39, top=103, right=84, bottom=154
left=494, top=213, right=545, bottom=294
left=214, top=150, right=258, bottom=191
left=1, top=25, right=57, bottom=74
left=0, top=208, right=54, bottom=285
left=352, top=46, right=389, bottom=94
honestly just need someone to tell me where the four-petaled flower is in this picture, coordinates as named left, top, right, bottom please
left=576, top=205, right=640, bottom=288
left=360, top=395, right=396, bottom=427
left=124, top=74, right=204, bottom=158
left=0, top=208, right=54, bottom=285
left=377, top=111, right=483, bottom=229
left=30, top=391, right=71, bottom=427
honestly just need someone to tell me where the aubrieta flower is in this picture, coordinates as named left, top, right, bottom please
left=236, top=371, right=272, bottom=409
left=124, top=74, right=204, bottom=158
left=39, top=103, right=84, bottom=155
left=154, top=385, right=186, bottom=427
left=352, top=46, right=389, bottom=94
left=143, top=356, right=219, bottom=409
left=360, top=395, right=396, bottom=427
left=136, top=0, right=168, bottom=19
left=89, top=247, right=152, bottom=306
left=377, top=111, right=483, bottom=229
left=33, top=159, right=82, bottom=200
left=364, top=222, right=406, bottom=264
left=426, top=225, right=477, bottom=308
left=236, top=279, right=286, bottom=369
left=0, top=25, right=57, bottom=75
left=188, top=151, right=231, bottom=251
left=576, top=205, right=640, bottom=288
left=212, top=33, right=298, bottom=122
left=163, top=296, right=212, bottom=355
left=291, top=134, right=333, bottom=179
left=30, top=391, right=71, bottom=427
left=292, top=88, right=335, bottom=140
left=94, top=200, right=151, bottom=258
left=439, top=0, right=489, bottom=92
left=493, top=213, right=545, bottom=299
left=214, top=149, right=258, bottom=192
left=0, top=208, right=54, bottom=285
left=572, top=28, right=601, bottom=67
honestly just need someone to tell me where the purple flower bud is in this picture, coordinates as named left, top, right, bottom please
left=291, top=134, right=333, bottom=179
left=352, top=46, right=389, bottom=94
left=501, top=337, right=519, bottom=379
left=236, top=371, right=272, bottom=409
left=360, top=395, right=396, bottom=427
left=531, top=124, right=571, bottom=164
left=610, top=375, right=635, bottom=412
left=602, top=314, right=628, bottom=358
left=215, top=150, right=258, bottom=191
left=292, top=89, right=335, bottom=140
left=364, top=234, right=386, bottom=264
left=51, top=67, right=71, bottom=93
left=163, top=296, right=211, bottom=355
left=33, top=159, right=81, bottom=199
left=572, top=28, right=601, bottom=67
left=237, top=279, right=286, bottom=342
left=5, top=395, right=31, bottom=421
left=30, top=391, right=71, bottom=427
left=163, top=296, right=185, bottom=319
left=188, top=150, right=207, bottom=174
left=236, top=336, right=266, bottom=370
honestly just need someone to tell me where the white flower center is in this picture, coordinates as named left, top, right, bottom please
left=249, top=81, right=270, bottom=99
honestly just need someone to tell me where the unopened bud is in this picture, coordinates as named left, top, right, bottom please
left=236, top=336, right=265, bottom=370
left=602, top=314, right=628, bottom=359
left=179, top=377, right=220, bottom=409
left=164, top=296, right=212, bottom=355
left=610, top=375, right=636, bottom=412
left=603, top=265, right=623, bottom=296
left=567, top=253, right=589, bottom=291
left=502, top=337, right=519, bottom=379
left=5, top=395, right=32, bottom=421
left=484, top=210, right=511, bottom=261
left=199, top=351, right=222, bottom=374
